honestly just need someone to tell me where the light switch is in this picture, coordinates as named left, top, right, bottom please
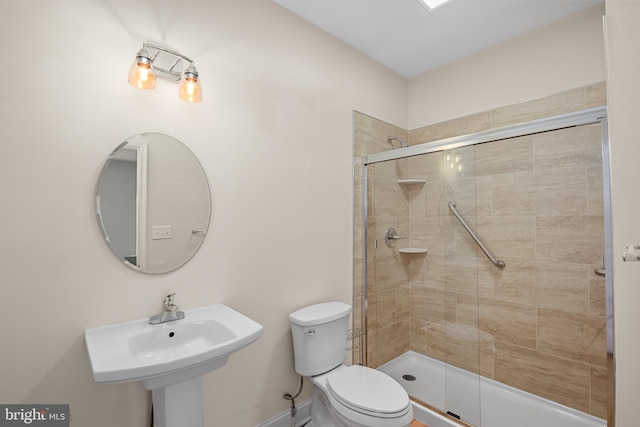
left=152, top=225, right=173, bottom=240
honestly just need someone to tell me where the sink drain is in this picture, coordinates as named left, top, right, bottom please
left=402, top=374, right=416, bottom=381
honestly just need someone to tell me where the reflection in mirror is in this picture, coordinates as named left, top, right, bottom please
left=96, top=133, right=211, bottom=273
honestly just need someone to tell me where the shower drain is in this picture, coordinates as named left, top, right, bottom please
left=402, top=374, right=417, bottom=381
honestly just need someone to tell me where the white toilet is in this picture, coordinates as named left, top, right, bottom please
left=289, top=302, right=414, bottom=427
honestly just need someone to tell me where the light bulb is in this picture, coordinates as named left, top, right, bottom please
left=179, top=65, right=202, bottom=103
left=139, top=66, right=151, bottom=83
left=185, top=80, right=196, bottom=97
left=128, top=48, right=156, bottom=90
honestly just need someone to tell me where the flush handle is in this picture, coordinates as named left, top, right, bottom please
left=305, top=329, right=316, bottom=336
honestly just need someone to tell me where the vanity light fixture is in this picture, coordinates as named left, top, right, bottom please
left=128, top=43, right=202, bottom=103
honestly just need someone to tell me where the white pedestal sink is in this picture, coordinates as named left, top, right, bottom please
left=84, top=304, right=264, bottom=427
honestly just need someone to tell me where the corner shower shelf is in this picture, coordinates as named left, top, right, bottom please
left=397, top=179, right=426, bottom=185
left=399, top=248, right=428, bottom=254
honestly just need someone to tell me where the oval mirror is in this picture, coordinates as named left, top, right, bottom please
left=96, top=133, right=211, bottom=273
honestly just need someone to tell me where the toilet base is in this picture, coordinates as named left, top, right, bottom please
left=310, top=386, right=355, bottom=427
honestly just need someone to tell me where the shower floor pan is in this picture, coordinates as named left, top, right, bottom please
left=378, top=351, right=605, bottom=427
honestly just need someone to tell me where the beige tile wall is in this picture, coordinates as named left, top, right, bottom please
left=353, top=81, right=607, bottom=418
left=352, top=113, right=409, bottom=366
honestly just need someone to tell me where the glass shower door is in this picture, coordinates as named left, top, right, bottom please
left=440, top=146, right=483, bottom=425
left=359, top=109, right=609, bottom=427
left=364, top=146, right=483, bottom=425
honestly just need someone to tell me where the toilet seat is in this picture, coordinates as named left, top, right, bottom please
left=326, top=365, right=410, bottom=418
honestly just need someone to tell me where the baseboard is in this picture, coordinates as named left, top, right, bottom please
left=255, top=399, right=311, bottom=427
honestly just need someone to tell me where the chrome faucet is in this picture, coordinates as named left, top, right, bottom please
left=149, top=293, right=185, bottom=324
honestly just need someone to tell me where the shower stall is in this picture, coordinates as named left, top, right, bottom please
left=353, top=101, right=612, bottom=427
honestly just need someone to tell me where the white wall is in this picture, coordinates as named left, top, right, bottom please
left=0, top=1, right=406, bottom=425
left=603, top=2, right=640, bottom=425
left=408, top=4, right=606, bottom=128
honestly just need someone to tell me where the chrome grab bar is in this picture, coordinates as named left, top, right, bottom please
left=448, top=201, right=506, bottom=270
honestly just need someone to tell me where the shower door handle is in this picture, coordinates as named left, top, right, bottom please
left=594, top=254, right=606, bottom=277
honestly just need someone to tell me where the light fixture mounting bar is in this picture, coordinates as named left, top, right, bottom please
left=143, top=43, right=195, bottom=83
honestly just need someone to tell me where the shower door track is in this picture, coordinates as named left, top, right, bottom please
left=359, top=105, right=613, bottom=426
left=362, top=106, right=607, bottom=166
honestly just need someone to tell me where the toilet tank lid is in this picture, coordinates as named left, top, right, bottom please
left=289, top=302, right=351, bottom=327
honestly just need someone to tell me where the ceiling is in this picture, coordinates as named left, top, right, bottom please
left=272, top=0, right=603, bottom=78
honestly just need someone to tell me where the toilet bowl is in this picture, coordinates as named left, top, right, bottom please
left=309, top=365, right=413, bottom=427
left=289, top=302, right=413, bottom=427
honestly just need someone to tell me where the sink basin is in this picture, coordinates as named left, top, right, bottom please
left=85, top=304, right=263, bottom=390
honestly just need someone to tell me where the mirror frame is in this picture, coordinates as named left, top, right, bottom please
left=96, top=133, right=211, bottom=273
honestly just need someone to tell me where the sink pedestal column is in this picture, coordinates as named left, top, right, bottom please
left=152, top=378, right=203, bottom=427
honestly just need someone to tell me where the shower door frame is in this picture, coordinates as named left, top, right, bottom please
left=360, top=105, right=614, bottom=426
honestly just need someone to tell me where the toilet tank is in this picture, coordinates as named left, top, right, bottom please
left=289, top=302, right=351, bottom=376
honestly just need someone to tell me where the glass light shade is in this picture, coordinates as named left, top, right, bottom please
left=178, top=66, right=202, bottom=103
left=128, top=51, right=156, bottom=90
